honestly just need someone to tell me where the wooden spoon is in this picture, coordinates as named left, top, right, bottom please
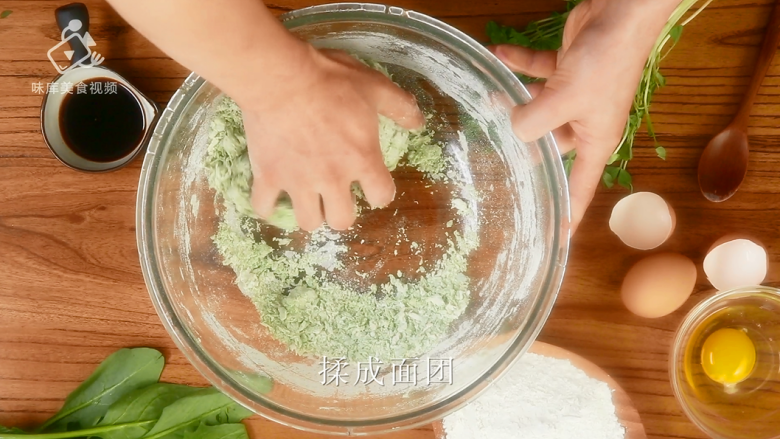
left=432, top=342, right=646, bottom=439
left=698, top=0, right=780, bottom=202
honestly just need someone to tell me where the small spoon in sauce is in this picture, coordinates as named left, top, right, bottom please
left=698, top=0, right=780, bottom=202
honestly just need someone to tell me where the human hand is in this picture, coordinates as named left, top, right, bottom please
left=239, top=47, right=425, bottom=232
left=491, top=0, right=679, bottom=234
left=105, top=0, right=423, bottom=232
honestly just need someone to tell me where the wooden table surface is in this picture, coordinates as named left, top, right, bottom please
left=2, top=0, right=779, bottom=438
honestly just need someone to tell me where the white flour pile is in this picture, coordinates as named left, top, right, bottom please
left=443, top=353, right=625, bottom=439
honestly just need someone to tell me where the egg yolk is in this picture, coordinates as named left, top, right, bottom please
left=701, top=328, right=756, bottom=385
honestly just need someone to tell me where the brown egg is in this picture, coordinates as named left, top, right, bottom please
left=621, top=252, right=697, bottom=318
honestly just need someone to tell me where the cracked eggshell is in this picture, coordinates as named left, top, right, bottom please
left=621, top=253, right=697, bottom=318
left=703, top=236, right=767, bottom=291
left=609, top=192, right=676, bottom=250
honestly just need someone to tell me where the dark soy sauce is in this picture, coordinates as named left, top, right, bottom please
left=59, top=78, right=145, bottom=163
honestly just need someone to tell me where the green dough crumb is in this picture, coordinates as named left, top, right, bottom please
left=204, top=60, right=479, bottom=361
left=274, top=237, right=292, bottom=247
left=213, top=221, right=477, bottom=360
left=407, top=137, right=447, bottom=177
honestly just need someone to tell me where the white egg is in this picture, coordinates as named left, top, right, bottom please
left=703, top=238, right=767, bottom=291
left=609, top=192, right=676, bottom=250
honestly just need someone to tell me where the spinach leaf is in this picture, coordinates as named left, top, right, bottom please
left=0, top=348, right=252, bottom=439
left=40, top=348, right=164, bottom=432
left=0, top=422, right=156, bottom=439
left=184, top=424, right=247, bottom=439
left=141, top=388, right=252, bottom=439
left=99, top=384, right=202, bottom=439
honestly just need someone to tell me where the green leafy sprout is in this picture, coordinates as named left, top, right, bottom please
left=0, top=10, right=12, bottom=19
left=486, top=0, right=712, bottom=190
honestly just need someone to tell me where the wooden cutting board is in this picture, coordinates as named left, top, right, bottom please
left=432, top=342, right=647, bottom=439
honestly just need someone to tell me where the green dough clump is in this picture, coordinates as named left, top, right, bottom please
left=203, top=98, right=297, bottom=230
left=408, top=140, right=447, bottom=176
left=204, top=63, right=445, bottom=231
left=204, top=60, right=478, bottom=361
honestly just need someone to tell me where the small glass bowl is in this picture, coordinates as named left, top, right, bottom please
left=670, top=286, right=780, bottom=439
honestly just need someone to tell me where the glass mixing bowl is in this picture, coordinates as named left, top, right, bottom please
left=136, top=3, right=569, bottom=435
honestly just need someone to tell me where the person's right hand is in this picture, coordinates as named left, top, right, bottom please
left=491, top=0, right=680, bottom=234
left=238, top=47, right=425, bottom=232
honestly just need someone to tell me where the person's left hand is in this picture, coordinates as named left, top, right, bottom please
left=490, top=0, right=678, bottom=234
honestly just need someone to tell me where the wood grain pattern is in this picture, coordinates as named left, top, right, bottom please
left=2, top=0, right=780, bottom=438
